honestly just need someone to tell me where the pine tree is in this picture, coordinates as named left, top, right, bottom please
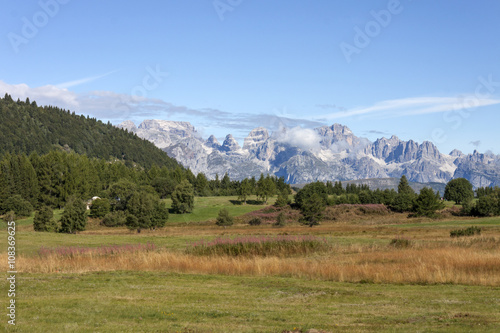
left=238, top=178, right=253, bottom=204
left=171, top=180, right=194, bottom=213
left=299, top=192, right=326, bottom=227
left=33, top=206, right=58, bottom=232
left=412, top=187, right=445, bottom=218
left=391, top=176, right=416, bottom=212
left=195, top=173, right=209, bottom=196
left=59, top=197, right=87, bottom=233
left=256, top=174, right=276, bottom=204
left=398, top=175, right=414, bottom=195
left=90, top=198, right=110, bottom=218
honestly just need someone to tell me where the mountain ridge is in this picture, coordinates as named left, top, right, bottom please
left=0, top=95, right=180, bottom=169
left=119, top=119, right=500, bottom=187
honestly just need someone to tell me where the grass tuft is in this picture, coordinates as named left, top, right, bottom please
left=188, top=235, right=329, bottom=257
left=38, top=242, right=157, bottom=258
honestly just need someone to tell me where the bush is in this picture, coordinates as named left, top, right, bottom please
left=101, top=211, right=127, bottom=227
left=274, top=191, right=290, bottom=207
left=0, top=195, right=33, bottom=217
left=216, top=208, right=233, bottom=227
left=59, top=197, right=87, bottom=233
left=474, top=195, right=499, bottom=217
left=450, top=226, right=481, bottom=238
left=444, top=178, right=474, bottom=205
left=33, top=206, right=58, bottom=232
left=90, top=198, right=110, bottom=218
left=2, top=211, right=15, bottom=223
left=273, top=212, right=286, bottom=227
left=248, top=217, right=262, bottom=226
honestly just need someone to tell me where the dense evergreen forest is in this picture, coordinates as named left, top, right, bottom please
left=0, top=94, right=179, bottom=169
left=0, top=149, right=290, bottom=215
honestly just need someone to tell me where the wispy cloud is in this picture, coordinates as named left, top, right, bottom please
left=470, top=140, right=481, bottom=148
left=55, top=70, right=121, bottom=89
left=323, top=96, right=500, bottom=120
left=365, top=129, right=390, bottom=136
left=0, top=80, right=325, bottom=140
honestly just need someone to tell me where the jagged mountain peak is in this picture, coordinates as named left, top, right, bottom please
left=243, top=127, right=270, bottom=151
left=450, top=149, right=464, bottom=157
left=138, top=119, right=197, bottom=136
left=125, top=119, right=500, bottom=187
left=316, top=123, right=359, bottom=149
left=221, top=134, right=240, bottom=152
left=118, top=120, right=137, bottom=132
left=206, top=135, right=220, bottom=148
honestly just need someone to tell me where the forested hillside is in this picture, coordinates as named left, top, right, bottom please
left=0, top=94, right=179, bottom=169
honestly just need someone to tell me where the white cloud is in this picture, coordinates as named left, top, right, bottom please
left=0, top=81, right=79, bottom=108
left=0, top=81, right=327, bottom=142
left=323, top=96, right=500, bottom=120
left=275, top=126, right=321, bottom=151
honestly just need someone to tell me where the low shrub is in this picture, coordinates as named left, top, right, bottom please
left=450, top=226, right=481, bottom=238
left=324, top=204, right=390, bottom=221
left=248, top=217, right=262, bottom=226
left=188, top=235, right=329, bottom=257
left=101, top=211, right=127, bottom=227
left=216, top=208, right=234, bottom=227
left=273, top=212, right=286, bottom=227
left=245, top=207, right=300, bottom=224
left=389, top=236, right=412, bottom=248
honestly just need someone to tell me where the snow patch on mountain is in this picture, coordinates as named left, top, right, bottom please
left=118, top=119, right=500, bottom=187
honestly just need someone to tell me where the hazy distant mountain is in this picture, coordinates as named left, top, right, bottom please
left=119, top=119, right=500, bottom=187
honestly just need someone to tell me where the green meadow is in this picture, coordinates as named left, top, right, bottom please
left=1, top=196, right=500, bottom=332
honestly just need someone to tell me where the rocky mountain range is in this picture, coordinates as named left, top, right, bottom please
left=118, top=120, right=500, bottom=188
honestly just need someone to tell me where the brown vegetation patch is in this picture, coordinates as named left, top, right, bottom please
left=6, top=240, right=500, bottom=286
left=244, top=206, right=301, bottom=224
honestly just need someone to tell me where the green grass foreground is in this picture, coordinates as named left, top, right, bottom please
left=165, top=196, right=275, bottom=224
left=2, top=197, right=500, bottom=332
left=1, top=272, right=499, bottom=333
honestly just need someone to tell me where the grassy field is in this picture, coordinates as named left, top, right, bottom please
left=1, top=272, right=499, bottom=332
left=1, top=197, right=500, bottom=332
left=164, top=196, right=276, bottom=224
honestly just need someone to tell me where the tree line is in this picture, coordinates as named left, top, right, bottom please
left=0, top=150, right=291, bottom=232
left=293, top=175, right=445, bottom=226
left=292, top=176, right=500, bottom=227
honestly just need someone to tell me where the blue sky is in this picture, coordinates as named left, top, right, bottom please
left=1, top=0, right=500, bottom=154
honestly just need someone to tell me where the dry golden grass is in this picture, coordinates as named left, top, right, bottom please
left=4, top=237, right=499, bottom=286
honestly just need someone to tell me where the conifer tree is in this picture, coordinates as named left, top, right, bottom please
left=238, top=178, right=253, bottom=204
left=33, top=206, right=58, bottom=232
left=171, top=180, right=194, bottom=213
left=59, top=197, right=87, bottom=233
left=412, top=187, right=444, bottom=218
